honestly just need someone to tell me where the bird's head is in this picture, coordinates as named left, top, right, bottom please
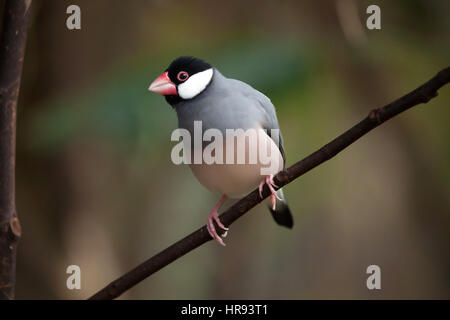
left=148, top=56, right=213, bottom=105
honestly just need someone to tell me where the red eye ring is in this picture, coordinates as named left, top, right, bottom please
left=177, top=71, right=189, bottom=82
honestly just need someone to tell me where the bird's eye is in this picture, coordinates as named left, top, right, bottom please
left=177, top=71, right=189, bottom=82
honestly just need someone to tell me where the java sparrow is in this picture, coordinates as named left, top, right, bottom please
left=149, top=56, right=293, bottom=246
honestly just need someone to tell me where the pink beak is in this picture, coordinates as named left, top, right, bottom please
left=148, top=71, right=177, bottom=95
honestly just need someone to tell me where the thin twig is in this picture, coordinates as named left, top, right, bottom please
left=0, top=0, right=32, bottom=300
left=89, top=67, right=450, bottom=300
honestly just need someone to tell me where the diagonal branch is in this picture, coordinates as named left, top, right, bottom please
left=89, top=66, right=450, bottom=300
left=0, top=0, right=32, bottom=300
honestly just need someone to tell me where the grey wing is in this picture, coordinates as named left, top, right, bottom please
left=228, top=78, right=287, bottom=167
left=256, top=94, right=287, bottom=168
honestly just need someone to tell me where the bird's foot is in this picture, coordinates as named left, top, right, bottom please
left=206, top=195, right=228, bottom=246
left=259, top=174, right=281, bottom=210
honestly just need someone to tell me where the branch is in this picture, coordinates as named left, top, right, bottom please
left=89, top=67, right=450, bottom=300
left=0, top=0, right=32, bottom=300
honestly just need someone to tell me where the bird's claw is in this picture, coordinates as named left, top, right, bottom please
left=259, top=174, right=281, bottom=210
left=206, top=208, right=228, bottom=246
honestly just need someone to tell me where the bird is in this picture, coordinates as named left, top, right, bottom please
left=148, top=56, right=293, bottom=246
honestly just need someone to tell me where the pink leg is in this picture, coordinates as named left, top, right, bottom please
left=206, top=195, right=229, bottom=246
left=259, top=174, right=282, bottom=210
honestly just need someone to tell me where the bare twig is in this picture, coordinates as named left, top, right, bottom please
left=0, top=0, right=32, bottom=300
left=90, top=67, right=450, bottom=300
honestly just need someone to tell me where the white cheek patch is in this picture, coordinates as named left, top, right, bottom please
left=178, top=68, right=213, bottom=99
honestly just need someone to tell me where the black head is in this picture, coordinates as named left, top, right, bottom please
left=166, top=56, right=212, bottom=85
left=149, top=56, right=213, bottom=105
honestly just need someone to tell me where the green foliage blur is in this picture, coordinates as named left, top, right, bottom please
left=9, top=0, right=450, bottom=299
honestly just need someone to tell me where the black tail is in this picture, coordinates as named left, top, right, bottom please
left=267, top=189, right=293, bottom=228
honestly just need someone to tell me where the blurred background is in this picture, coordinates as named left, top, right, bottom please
left=4, top=0, right=449, bottom=299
